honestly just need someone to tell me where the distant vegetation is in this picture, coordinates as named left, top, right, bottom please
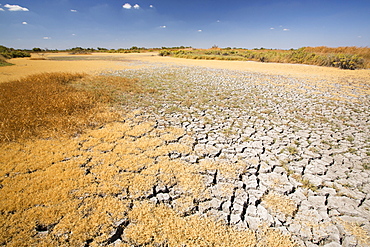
left=0, top=45, right=31, bottom=59
left=159, top=46, right=370, bottom=70
left=3, top=45, right=192, bottom=54
left=1, top=44, right=369, bottom=69
left=64, top=46, right=192, bottom=54
left=0, top=55, right=13, bottom=66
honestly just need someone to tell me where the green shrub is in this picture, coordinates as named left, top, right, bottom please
left=68, top=47, right=92, bottom=55
left=330, top=54, right=364, bottom=70
left=0, top=54, right=13, bottom=66
left=0, top=45, right=31, bottom=59
left=158, top=50, right=171, bottom=56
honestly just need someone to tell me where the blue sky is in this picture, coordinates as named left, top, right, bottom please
left=0, top=0, right=369, bottom=49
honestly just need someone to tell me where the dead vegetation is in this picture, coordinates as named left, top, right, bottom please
left=262, top=192, right=297, bottom=217
left=125, top=201, right=258, bottom=246
left=0, top=72, right=145, bottom=142
left=337, top=218, right=370, bottom=245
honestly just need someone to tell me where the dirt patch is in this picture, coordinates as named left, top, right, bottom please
left=0, top=53, right=144, bottom=83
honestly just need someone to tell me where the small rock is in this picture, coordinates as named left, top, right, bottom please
left=243, top=175, right=258, bottom=190
left=342, top=235, right=358, bottom=247
left=322, top=242, right=341, bottom=247
left=256, top=205, right=273, bottom=225
left=327, top=196, right=362, bottom=216
left=302, top=173, right=323, bottom=188
left=230, top=213, right=241, bottom=224
left=221, top=201, right=232, bottom=214
left=183, top=155, right=198, bottom=163
left=307, top=196, right=326, bottom=211
left=244, top=216, right=261, bottom=230
left=246, top=205, right=257, bottom=217
left=157, top=193, right=170, bottom=202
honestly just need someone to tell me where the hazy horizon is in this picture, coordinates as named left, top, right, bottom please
left=1, top=0, right=369, bottom=50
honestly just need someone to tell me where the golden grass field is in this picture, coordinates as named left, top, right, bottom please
left=0, top=53, right=369, bottom=246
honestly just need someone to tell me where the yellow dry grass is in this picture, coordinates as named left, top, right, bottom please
left=0, top=72, right=145, bottom=142
left=257, top=226, right=298, bottom=247
left=198, top=159, right=247, bottom=180
left=0, top=72, right=92, bottom=141
left=337, top=218, right=370, bottom=246
left=262, top=192, right=297, bottom=217
left=125, top=201, right=257, bottom=247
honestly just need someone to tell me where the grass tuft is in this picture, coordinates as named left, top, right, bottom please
left=125, top=201, right=257, bottom=246
left=257, top=226, right=299, bottom=247
left=338, top=218, right=370, bottom=245
left=262, top=192, right=297, bottom=217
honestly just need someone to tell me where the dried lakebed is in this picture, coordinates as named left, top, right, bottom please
left=1, top=64, right=369, bottom=246
left=107, top=65, right=370, bottom=246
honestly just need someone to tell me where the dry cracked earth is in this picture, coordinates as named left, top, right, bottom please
left=1, top=61, right=370, bottom=246
left=108, top=64, right=370, bottom=246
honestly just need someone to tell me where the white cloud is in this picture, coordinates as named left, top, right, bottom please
left=122, top=3, right=132, bottom=9
left=149, top=5, right=154, bottom=8
left=43, top=37, right=51, bottom=40
left=123, top=3, right=140, bottom=10
left=71, top=9, right=77, bottom=12
left=283, top=28, right=290, bottom=31
left=0, top=8, right=4, bottom=11
left=22, top=21, right=28, bottom=25
left=197, top=30, right=202, bottom=32
left=358, top=36, right=362, bottom=38
left=160, top=25, right=166, bottom=28
left=270, top=27, right=274, bottom=30
left=4, top=4, right=29, bottom=11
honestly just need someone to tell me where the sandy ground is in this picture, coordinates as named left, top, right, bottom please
left=1, top=52, right=370, bottom=83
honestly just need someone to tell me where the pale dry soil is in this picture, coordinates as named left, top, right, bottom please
left=1, top=52, right=370, bottom=83
left=1, top=53, right=370, bottom=247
